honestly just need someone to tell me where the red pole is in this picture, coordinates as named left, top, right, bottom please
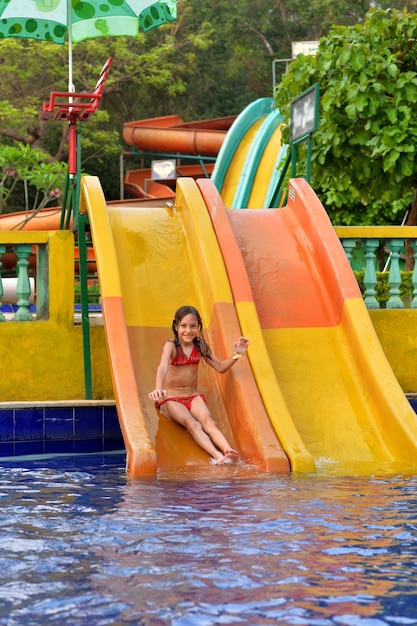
left=68, top=117, right=78, bottom=176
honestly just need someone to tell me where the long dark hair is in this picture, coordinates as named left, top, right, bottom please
left=171, top=305, right=212, bottom=359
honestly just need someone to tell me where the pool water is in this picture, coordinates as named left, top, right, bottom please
left=1, top=454, right=417, bottom=625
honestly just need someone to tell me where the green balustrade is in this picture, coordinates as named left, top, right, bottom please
left=14, top=244, right=34, bottom=321
left=363, top=239, right=380, bottom=309
left=0, top=233, right=50, bottom=321
left=335, top=226, right=417, bottom=310
left=386, top=238, right=404, bottom=309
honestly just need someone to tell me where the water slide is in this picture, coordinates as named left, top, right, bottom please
left=211, top=97, right=287, bottom=209
left=122, top=114, right=236, bottom=156
left=80, top=175, right=290, bottom=476
left=83, top=167, right=417, bottom=475
left=122, top=114, right=236, bottom=199
left=121, top=100, right=286, bottom=208
left=199, top=177, right=417, bottom=475
left=7, top=97, right=417, bottom=475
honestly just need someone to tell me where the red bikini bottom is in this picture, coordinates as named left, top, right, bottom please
left=155, top=393, right=206, bottom=412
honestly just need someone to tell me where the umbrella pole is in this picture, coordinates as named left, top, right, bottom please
left=68, top=0, right=74, bottom=93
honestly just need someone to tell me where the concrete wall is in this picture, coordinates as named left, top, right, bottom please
left=369, top=309, right=417, bottom=394
left=0, top=229, right=415, bottom=401
left=2, top=307, right=415, bottom=402
left=0, top=231, right=113, bottom=402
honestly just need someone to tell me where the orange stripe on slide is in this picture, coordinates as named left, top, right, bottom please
left=209, top=301, right=290, bottom=473
left=102, top=296, right=156, bottom=476
left=226, top=179, right=363, bottom=329
left=200, top=177, right=363, bottom=329
left=198, top=178, right=315, bottom=472
left=197, top=179, right=253, bottom=303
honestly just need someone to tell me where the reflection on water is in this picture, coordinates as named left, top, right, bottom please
left=0, top=455, right=417, bottom=624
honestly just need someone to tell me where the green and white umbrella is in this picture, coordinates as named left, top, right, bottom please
left=0, top=0, right=177, bottom=91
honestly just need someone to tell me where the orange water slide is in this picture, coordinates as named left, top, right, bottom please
left=124, top=163, right=215, bottom=200
left=200, top=177, right=417, bottom=475
left=122, top=114, right=237, bottom=156
left=0, top=207, right=63, bottom=231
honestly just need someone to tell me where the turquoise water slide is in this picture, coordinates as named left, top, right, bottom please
left=211, top=98, right=286, bottom=208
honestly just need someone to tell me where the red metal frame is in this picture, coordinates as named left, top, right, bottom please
left=40, top=57, right=113, bottom=175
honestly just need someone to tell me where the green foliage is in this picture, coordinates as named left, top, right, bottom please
left=353, top=270, right=414, bottom=307
left=0, top=34, right=183, bottom=200
left=0, top=1, right=413, bottom=203
left=0, top=144, right=67, bottom=214
left=74, top=280, right=100, bottom=305
left=275, top=8, right=417, bottom=225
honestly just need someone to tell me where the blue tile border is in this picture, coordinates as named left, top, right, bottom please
left=0, top=402, right=124, bottom=458
left=407, top=395, right=417, bottom=413
left=0, top=396, right=415, bottom=460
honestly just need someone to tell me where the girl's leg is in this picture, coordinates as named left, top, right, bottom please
left=164, top=401, right=225, bottom=462
left=189, top=396, right=238, bottom=458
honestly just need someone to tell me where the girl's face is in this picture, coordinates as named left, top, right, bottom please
left=176, top=314, right=199, bottom=344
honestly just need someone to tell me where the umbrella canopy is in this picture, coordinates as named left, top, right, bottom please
left=0, top=0, right=177, bottom=90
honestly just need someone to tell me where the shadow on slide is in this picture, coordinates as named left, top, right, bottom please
left=200, top=177, right=417, bottom=475
left=80, top=176, right=289, bottom=476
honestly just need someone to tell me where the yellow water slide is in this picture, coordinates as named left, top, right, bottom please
left=200, top=177, right=417, bottom=475
left=80, top=176, right=289, bottom=476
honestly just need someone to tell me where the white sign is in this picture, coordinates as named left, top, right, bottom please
left=291, top=41, right=319, bottom=59
left=290, top=84, right=319, bottom=143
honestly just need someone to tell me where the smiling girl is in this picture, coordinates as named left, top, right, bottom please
left=148, top=305, right=249, bottom=465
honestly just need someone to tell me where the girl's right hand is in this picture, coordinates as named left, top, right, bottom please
left=148, top=389, right=167, bottom=401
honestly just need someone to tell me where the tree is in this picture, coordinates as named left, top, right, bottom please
left=0, top=144, right=67, bottom=217
left=0, top=31, right=186, bottom=201
left=169, top=0, right=376, bottom=118
left=0, top=1, right=414, bottom=206
left=275, top=8, right=417, bottom=231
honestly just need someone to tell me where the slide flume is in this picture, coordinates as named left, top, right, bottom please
left=211, top=97, right=286, bottom=209
left=201, top=177, right=417, bottom=475
left=80, top=176, right=289, bottom=476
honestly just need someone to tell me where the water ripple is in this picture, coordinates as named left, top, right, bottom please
left=0, top=458, right=416, bottom=623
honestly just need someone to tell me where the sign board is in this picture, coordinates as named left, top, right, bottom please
left=291, top=41, right=319, bottom=58
left=290, top=83, right=319, bottom=143
left=151, top=159, right=176, bottom=180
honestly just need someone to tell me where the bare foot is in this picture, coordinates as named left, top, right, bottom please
left=210, top=456, right=232, bottom=465
left=224, top=448, right=239, bottom=460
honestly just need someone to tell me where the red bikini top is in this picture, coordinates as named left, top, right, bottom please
left=171, top=343, right=201, bottom=366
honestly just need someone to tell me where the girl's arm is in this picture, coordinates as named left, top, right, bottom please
left=205, top=337, right=250, bottom=373
left=148, top=341, right=175, bottom=401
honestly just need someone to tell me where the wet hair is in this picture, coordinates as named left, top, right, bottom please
left=171, top=305, right=212, bottom=360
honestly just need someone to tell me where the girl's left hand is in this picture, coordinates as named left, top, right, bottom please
left=234, top=337, right=250, bottom=355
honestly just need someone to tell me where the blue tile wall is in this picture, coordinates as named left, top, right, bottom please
left=407, top=397, right=417, bottom=414
left=0, top=410, right=14, bottom=441
left=0, top=403, right=124, bottom=457
left=15, top=408, right=44, bottom=441
left=2, top=398, right=415, bottom=460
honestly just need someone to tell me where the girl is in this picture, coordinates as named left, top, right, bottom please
left=148, top=305, right=250, bottom=465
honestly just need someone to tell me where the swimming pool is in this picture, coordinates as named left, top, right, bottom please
left=0, top=454, right=417, bottom=625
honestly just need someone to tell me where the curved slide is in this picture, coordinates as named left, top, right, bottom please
left=200, top=177, right=417, bottom=475
left=211, top=97, right=287, bottom=209
left=80, top=175, right=289, bottom=476
left=122, top=99, right=286, bottom=208
left=123, top=114, right=237, bottom=156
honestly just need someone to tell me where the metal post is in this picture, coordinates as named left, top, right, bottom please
left=78, top=213, right=93, bottom=399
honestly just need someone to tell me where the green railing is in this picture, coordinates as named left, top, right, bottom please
left=0, top=233, right=49, bottom=321
left=335, top=226, right=417, bottom=309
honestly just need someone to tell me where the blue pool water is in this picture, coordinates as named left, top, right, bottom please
left=1, top=454, right=417, bottom=625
